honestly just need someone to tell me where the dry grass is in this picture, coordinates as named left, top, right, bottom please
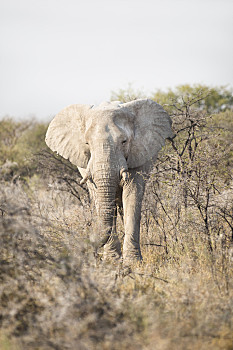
left=0, top=179, right=232, bottom=350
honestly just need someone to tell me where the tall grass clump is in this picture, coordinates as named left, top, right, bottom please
left=0, top=182, right=151, bottom=350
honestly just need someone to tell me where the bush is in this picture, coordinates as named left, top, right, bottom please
left=0, top=118, right=47, bottom=181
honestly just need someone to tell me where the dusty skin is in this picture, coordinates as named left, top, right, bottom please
left=45, top=99, right=173, bottom=263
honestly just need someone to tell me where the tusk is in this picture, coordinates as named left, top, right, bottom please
left=120, top=169, right=129, bottom=182
left=122, top=171, right=129, bottom=182
left=80, top=169, right=92, bottom=185
left=80, top=157, right=93, bottom=185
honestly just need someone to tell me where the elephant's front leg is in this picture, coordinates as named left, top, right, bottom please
left=122, top=170, right=145, bottom=263
left=103, top=206, right=122, bottom=260
left=85, top=179, right=121, bottom=260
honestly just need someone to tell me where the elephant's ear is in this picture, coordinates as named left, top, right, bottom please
left=123, top=99, right=173, bottom=168
left=45, top=104, right=91, bottom=168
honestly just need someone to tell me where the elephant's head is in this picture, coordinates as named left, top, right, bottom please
left=45, top=99, right=173, bottom=243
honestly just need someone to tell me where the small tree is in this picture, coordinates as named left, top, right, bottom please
left=142, top=89, right=233, bottom=262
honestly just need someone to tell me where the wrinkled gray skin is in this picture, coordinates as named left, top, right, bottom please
left=45, top=99, right=173, bottom=263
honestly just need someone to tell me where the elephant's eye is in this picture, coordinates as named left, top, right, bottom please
left=122, top=140, right=127, bottom=144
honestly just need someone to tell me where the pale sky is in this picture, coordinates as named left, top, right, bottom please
left=1, top=0, right=233, bottom=120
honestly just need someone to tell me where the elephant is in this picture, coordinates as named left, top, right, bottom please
left=45, top=99, right=173, bottom=263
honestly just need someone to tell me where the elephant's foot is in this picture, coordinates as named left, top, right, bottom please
left=122, top=239, right=143, bottom=265
left=102, top=234, right=122, bottom=261
left=122, top=249, right=143, bottom=266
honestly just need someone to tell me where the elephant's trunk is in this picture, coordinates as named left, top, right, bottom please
left=95, top=175, right=117, bottom=242
left=92, top=142, right=119, bottom=246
